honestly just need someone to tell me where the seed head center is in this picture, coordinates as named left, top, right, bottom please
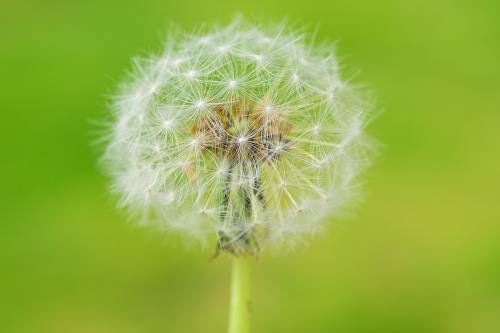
left=190, top=100, right=292, bottom=163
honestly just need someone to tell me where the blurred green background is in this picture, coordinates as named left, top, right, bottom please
left=1, top=0, right=500, bottom=332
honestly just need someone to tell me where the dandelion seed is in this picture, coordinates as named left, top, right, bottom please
left=185, top=70, right=197, bottom=79
left=190, top=138, right=199, bottom=147
left=195, top=100, right=206, bottom=109
left=253, top=54, right=264, bottom=63
left=217, top=44, right=231, bottom=54
left=163, top=119, right=173, bottom=129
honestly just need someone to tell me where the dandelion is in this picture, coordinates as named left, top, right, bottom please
left=103, top=19, right=374, bottom=333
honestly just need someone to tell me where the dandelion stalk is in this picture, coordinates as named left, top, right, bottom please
left=103, top=18, right=374, bottom=333
left=228, top=256, right=252, bottom=333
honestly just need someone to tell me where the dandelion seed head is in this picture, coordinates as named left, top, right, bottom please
left=104, top=20, right=375, bottom=255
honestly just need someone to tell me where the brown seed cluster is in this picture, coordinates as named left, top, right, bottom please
left=191, top=100, right=292, bottom=165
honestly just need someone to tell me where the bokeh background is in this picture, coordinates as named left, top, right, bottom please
left=2, top=0, right=500, bottom=332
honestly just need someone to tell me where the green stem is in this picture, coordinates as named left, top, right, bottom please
left=228, top=256, right=252, bottom=333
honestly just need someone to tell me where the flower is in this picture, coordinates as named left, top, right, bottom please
left=104, top=20, right=374, bottom=255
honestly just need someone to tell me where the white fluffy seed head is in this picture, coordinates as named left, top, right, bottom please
left=104, top=20, right=375, bottom=255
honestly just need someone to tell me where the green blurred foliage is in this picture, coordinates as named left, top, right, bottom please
left=1, top=0, right=499, bottom=332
